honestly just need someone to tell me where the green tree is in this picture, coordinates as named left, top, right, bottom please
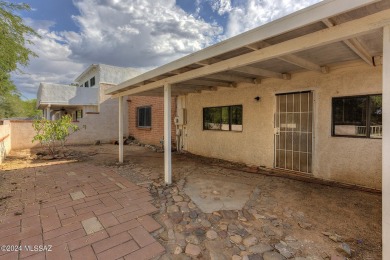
left=32, top=115, right=79, bottom=156
left=21, top=98, right=41, bottom=118
left=0, top=95, right=42, bottom=119
left=0, top=1, right=40, bottom=119
left=0, top=73, right=18, bottom=118
left=0, top=1, right=39, bottom=75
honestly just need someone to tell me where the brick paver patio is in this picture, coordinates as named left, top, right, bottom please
left=0, top=162, right=165, bottom=259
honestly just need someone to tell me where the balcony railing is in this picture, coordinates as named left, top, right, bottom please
left=355, top=125, right=382, bottom=137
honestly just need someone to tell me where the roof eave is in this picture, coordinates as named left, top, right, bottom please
left=38, top=102, right=99, bottom=107
left=105, top=0, right=380, bottom=96
left=74, top=64, right=99, bottom=83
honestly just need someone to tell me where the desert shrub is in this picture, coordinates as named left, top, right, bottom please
left=32, top=115, right=79, bottom=156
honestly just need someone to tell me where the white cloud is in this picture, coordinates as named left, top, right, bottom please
left=11, top=27, right=85, bottom=99
left=24, top=18, right=55, bottom=31
left=225, top=0, right=322, bottom=37
left=14, top=0, right=322, bottom=99
left=13, top=0, right=223, bottom=98
left=68, top=0, right=223, bottom=67
left=211, top=0, right=232, bottom=15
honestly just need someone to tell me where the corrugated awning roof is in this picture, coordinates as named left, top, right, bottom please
left=106, top=0, right=390, bottom=98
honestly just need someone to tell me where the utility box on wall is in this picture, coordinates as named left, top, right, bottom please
left=175, top=108, right=187, bottom=125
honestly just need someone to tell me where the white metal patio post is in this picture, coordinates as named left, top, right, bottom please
left=164, top=83, right=172, bottom=184
left=119, top=96, right=124, bottom=163
left=46, top=105, right=51, bottom=120
left=383, top=25, right=390, bottom=260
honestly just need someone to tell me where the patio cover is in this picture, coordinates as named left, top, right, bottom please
left=105, top=0, right=390, bottom=257
left=106, top=0, right=388, bottom=97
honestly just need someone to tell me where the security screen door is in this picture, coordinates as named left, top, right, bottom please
left=274, top=91, right=313, bottom=173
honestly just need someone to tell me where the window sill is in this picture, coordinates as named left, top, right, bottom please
left=203, top=129, right=243, bottom=132
left=331, top=135, right=382, bottom=139
left=137, top=127, right=152, bottom=130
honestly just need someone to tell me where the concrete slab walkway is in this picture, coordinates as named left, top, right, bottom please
left=184, top=175, right=255, bottom=213
left=0, top=162, right=165, bottom=260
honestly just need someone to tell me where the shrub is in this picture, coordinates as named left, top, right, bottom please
left=32, top=115, right=79, bottom=156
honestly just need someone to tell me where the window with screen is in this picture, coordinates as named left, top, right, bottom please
left=203, top=105, right=242, bottom=131
left=332, top=95, right=382, bottom=138
left=137, top=106, right=151, bottom=128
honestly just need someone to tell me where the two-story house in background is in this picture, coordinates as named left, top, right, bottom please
left=37, top=64, right=176, bottom=146
left=37, top=64, right=141, bottom=144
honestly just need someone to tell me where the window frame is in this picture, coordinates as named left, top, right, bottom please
left=331, top=94, right=382, bottom=139
left=137, top=106, right=152, bottom=129
left=76, top=110, right=83, bottom=120
left=84, top=81, right=89, bottom=88
left=90, top=77, right=96, bottom=87
left=203, top=105, right=243, bottom=132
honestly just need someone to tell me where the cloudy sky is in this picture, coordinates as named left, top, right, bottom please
left=14, top=0, right=322, bottom=99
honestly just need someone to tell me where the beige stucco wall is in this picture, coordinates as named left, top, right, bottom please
left=9, top=121, right=40, bottom=150
left=67, top=83, right=128, bottom=144
left=4, top=108, right=125, bottom=150
left=0, top=121, right=12, bottom=164
left=37, top=83, right=99, bottom=108
left=182, top=61, right=382, bottom=189
left=5, top=82, right=129, bottom=151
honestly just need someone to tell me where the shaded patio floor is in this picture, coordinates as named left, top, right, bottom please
left=0, top=144, right=382, bottom=259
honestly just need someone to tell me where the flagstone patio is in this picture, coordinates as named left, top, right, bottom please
left=0, top=161, right=165, bottom=260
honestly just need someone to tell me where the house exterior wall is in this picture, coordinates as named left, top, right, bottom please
left=72, top=65, right=141, bottom=142
left=36, top=64, right=140, bottom=146
left=37, top=83, right=99, bottom=107
left=75, top=65, right=141, bottom=87
left=67, top=83, right=129, bottom=144
left=76, top=66, right=100, bottom=88
left=128, top=96, right=176, bottom=146
left=99, top=65, right=142, bottom=85
left=0, top=96, right=127, bottom=151
left=182, top=61, right=382, bottom=190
